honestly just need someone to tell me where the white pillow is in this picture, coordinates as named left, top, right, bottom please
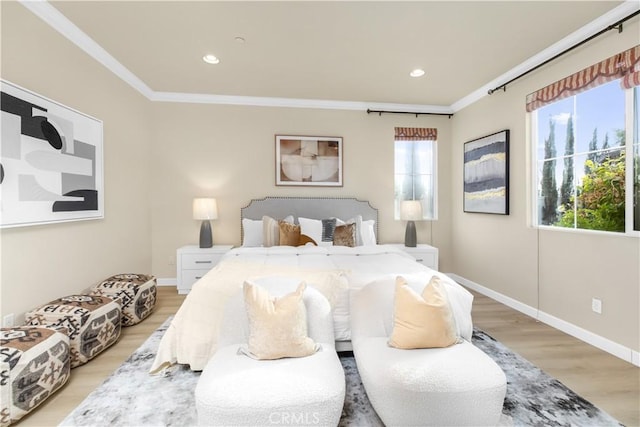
left=242, top=218, right=263, bottom=247
left=298, top=217, right=323, bottom=243
left=361, top=220, right=377, bottom=245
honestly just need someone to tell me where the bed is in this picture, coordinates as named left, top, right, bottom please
left=150, top=197, right=473, bottom=372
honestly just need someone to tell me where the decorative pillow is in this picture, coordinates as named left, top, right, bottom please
left=298, top=234, right=317, bottom=246
left=242, top=218, right=263, bottom=247
left=279, top=221, right=301, bottom=246
left=243, top=281, right=317, bottom=360
left=389, top=276, right=458, bottom=349
left=263, top=215, right=294, bottom=247
left=298, top=217, right=323, bottom=243
left=361, top=219, right=377, bottom=245
left=333, top=223, right=356, bottom=247
left=321, top=218, right=337, bottom=242
left=336, top=215, right=363, bottom=245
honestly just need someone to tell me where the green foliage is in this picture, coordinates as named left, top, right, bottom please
left=557, top=152, right=626, bottom=232
left=560, top=116, right=575, bottom=208
left=541, top=120, right=558, bottom=225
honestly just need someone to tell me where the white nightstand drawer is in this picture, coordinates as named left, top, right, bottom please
left=413, top=252, right=436, bottom=269
left=181, top=253, right=220, bottom=269
left=177, top=245, right=233, bottom=294
left=388, top=244, right=439, bottom=270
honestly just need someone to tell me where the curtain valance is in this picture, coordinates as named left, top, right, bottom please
left=394, top=127, right=438, bottom=141
left=526, top=45, right=639, bottom=112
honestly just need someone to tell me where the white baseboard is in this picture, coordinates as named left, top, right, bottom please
left=157, top=278, right=176, bottom=287
left=447, top=273, right=640, bottom=367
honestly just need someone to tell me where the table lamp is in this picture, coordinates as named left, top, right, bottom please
left=401, top=200, right=422, bottom=247
left=193, top=198, right=218, bottom=248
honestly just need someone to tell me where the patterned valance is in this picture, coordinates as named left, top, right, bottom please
left=526, top=45, right=640, bottom=112
left=394, top=127, right=438, bottom=141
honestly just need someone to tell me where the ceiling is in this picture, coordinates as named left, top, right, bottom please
left=44, top=1, right=629, bottom=110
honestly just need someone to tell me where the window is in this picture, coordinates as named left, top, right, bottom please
left=394, top=127, right=437, bottom=220
left=530, top=45, right=639, bottom=235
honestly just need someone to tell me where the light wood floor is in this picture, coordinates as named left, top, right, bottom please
left=17, top=286, right=639, bottom=427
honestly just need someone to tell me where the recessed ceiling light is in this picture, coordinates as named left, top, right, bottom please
left=203, top=54, right=220, bottom=64
left=234, top=36, right=246, bottom=43
left=410, top=69, right=425, bottom=78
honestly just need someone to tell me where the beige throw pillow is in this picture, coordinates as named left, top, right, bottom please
left=279, top=221, right=301, bottom=246
left=333, top=223, right=356, bottom=247
left=243, top=281, right=317, bottom=360
left=389, top=276, right=459, bottom=349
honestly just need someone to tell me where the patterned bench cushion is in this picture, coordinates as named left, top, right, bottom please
left=90, top=274, right=157, bottom=326
left=1, top=326, right=70, bottom=427
left=25, top=295, right=121, bottom=368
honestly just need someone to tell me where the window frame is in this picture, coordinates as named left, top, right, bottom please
left=393, top=139, right=438, bottom=221
left=528, top=85, right=639, bottom=237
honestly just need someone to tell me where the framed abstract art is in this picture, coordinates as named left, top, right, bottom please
left=0, top=80, right=104, bottom=227
left=463, top=129, right=509, bottom=215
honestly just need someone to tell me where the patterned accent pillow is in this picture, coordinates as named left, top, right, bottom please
left=279, top=221, right=301, bottom=246
left=333, top=223, right=356, bottom=247
left=321, top=218, right=337, bottom=242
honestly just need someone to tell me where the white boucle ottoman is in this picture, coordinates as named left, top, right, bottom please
left=351, top=278, right=507, bottom=426
left=195, top=279, right=345, bottom=426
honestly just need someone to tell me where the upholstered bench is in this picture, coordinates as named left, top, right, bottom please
left=89, top=273, right=157, bottom=326
left=196, top=279, right=345, bottom=426
left=1, top=326, right=70, bottom=426
left=350, top=276, right=507, bottom=426
left=25, top=295, right=121, bottom=368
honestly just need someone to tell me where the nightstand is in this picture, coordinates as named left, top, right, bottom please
left=390, top=244, right=439, bottom=270
left=177, top=245, right=233, bottom=294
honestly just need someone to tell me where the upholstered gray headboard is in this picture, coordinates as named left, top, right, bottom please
left=240, top=196, right=378, bottom=242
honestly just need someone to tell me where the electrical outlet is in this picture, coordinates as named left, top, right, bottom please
left=168, top=255, right=176, bottom=266
left=2, top=313, right=14, bottom=327
left=592, top=298, right=602, bottom=314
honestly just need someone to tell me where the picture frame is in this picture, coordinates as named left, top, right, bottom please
left=0, top=80, right=104, bottom=228
left=463, top=129, right=509, bottom=215
left=275, top=135, right=343, bottom=186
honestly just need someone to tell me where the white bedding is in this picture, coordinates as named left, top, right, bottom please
left=150, top=245, right=473, bottom=372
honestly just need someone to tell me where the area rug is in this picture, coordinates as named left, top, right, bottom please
left=60, top=317, right=622, bottom=427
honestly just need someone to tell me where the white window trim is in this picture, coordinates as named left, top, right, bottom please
left=528, top=86, right=639, bottom=237
left=393, top=139, right=439, bottom=221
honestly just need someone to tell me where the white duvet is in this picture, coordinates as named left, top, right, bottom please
left=150, top=245, right=473, bottom=372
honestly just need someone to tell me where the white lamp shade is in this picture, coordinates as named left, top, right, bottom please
left=193, top=198, right=218, bottom=220
left=400, top=200, right=423, bottom=221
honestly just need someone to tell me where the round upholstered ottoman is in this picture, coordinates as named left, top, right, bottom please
left=89, top=273, right=157, bottom=326
left=1, top=326, right=70, bottom=426
left=25, top=295, right=121, bottom=368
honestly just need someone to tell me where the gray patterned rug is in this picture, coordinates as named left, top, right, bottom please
left=60, top=317, right=622, bottom=427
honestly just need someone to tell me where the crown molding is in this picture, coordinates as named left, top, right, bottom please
left=19, top=0, right=639, bottom=114
left=152, top=91, right=453, bottom=114
left=19, top=0, right=154, bottom=99
left=450, top=0, right=640, bottom=112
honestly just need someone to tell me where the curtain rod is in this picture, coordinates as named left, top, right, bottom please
left=488, top=9, right=640, bottom=95
left=366, top=109, right=453, bottom=118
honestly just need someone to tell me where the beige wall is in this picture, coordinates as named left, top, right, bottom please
left=2, top=1, right=637, bottom=356
left=0, top=3, right=152, bottom=321
left=149, top=103, right=452, bottom=277
left=450, top=21, right=640, bottom=351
